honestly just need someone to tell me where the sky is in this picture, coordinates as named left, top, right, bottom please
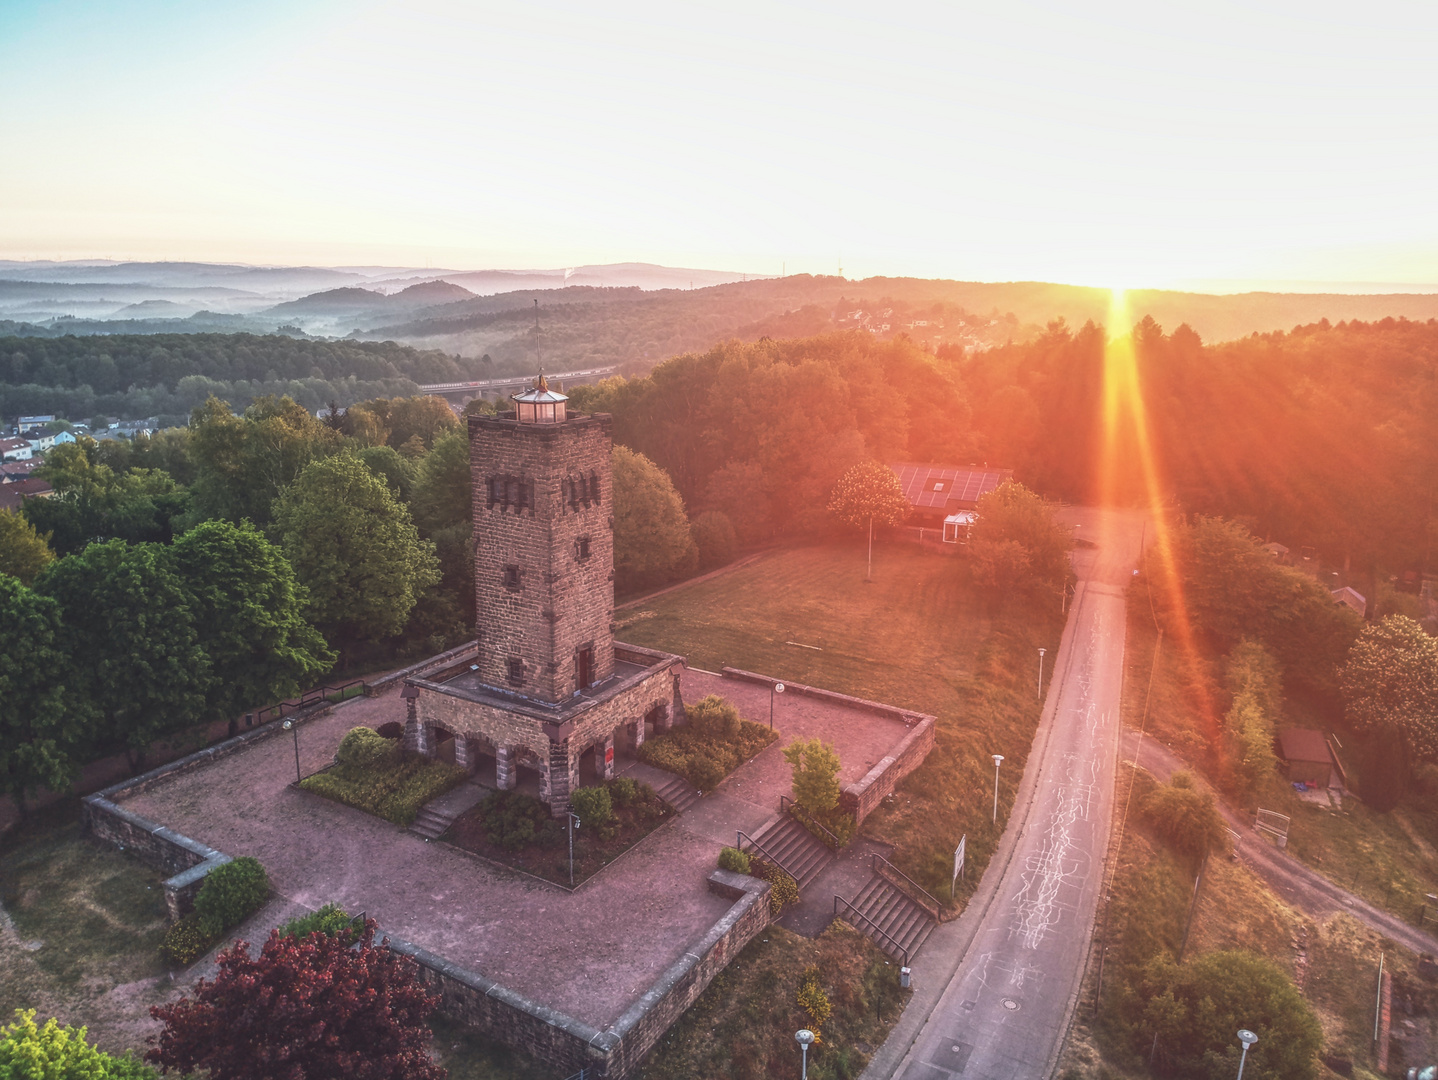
left=2, top=0, right=1436, bottom=290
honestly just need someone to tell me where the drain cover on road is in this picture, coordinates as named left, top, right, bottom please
left=1001, top=997, right=1021, bottom=1011
left=927, top=1039, right=973, bottom=1074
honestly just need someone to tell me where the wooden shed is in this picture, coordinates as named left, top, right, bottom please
left=1276, top=728, right=1334, bottom=788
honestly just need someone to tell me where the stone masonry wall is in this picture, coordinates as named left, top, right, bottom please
left=469, top=412, right=616, bottom=704
left=842, top=716, right=936, bottom=823
left=383, top=869, right=772, bottom=1079
left=414, top=655, right=683, bottom=810
left=719, top=666, right=937, bottom=824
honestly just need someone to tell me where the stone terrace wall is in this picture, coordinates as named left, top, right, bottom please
left=842, top=718, right=936, bottom=823
left=385, top=870, right=772, bottom=1079
left=719, top=666, right=937, bottom=824
left=602, top=870, right=772, bottom=1076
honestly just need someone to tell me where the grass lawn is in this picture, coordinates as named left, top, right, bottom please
left=1122, top=595, right=1438, bottom=925
left=618, top=539, right=1066, bottom=910
left=0, top=803, right=173, bottom=1057
left=636, top=920, right=909, bottom=1080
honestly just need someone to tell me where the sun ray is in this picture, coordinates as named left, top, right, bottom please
left=1099, top=289, right=1219, bottom=739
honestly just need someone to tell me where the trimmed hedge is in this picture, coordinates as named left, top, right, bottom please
left=194, top=856, right=269, bottom=936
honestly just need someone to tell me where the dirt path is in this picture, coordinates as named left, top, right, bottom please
left=1123, top=730, right=1438, bottom=958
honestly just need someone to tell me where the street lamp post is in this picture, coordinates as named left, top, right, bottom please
left=282, top=719, right=300, bottom=785
left=770, top=682, right=786, bottom=729
left=567, top=812, right=581, bottom=887
left=1236, top=1029, right=1258, bottom=1080
left=795, top=1029, right=815, bottom=1079
left=991, top=754, right=1004, bottom=824
left=1037, top=648, right=1046, bottom=702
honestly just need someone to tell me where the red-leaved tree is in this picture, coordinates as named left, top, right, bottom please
left=148, top=919, right=444, bottom=1080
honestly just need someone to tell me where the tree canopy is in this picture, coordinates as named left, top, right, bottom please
left=271, top=454, right=441, bottom=645
left=0, top=507, right=54, bottom=583
left=0, top=577, right=87, bottom=810
left=611, top=445, right=697, bottom=592
left=168, top=520, right=334, bottom=722
left=1138, top=950, right=1322, bottom=1080
left=36, top=538, right=210, bottom=766
left=968, top=480, right=1071, bottom=600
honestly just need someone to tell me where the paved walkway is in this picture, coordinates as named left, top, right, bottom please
left=121, top=661, right=920, bottom=1030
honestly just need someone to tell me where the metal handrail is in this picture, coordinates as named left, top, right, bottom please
left=737, top=830, right=800, bottom=884
left=833, top=895, right=909, bottom=967
left=254, top=679, right=368, bottom=725
left=872, top=854, right=943, bottom=918
left=780, top=795, right=842, bottom=849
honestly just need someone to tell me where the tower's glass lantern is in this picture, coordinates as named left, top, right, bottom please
left=512, top=373, right=568, bottom=423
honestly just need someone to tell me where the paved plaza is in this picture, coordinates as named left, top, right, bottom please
left=122, top=665, right=912, bottom=1029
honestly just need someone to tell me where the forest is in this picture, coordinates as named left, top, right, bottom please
left=0, top=334, right=481, bottom=423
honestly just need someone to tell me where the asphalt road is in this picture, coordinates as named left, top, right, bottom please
left=878, top=508, right=1146, bottom=1080
left=1125, top=731, right=1438, bottom=958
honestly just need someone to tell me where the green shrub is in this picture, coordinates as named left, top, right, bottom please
left=638, top=713, right=776, bottom=791
left=718, top=846, right=751, bottom=874
left=335, top=725, right=398, bottom=770
left=751, top=857, right=800, bottom=914
left=0, top=1009, right=159, bottom=1078
left=160, top=914, right=219, bottom=966
left=1140, top=772, right=1229, bottom=865
left=686, top=695, right=742, bottom=741
left=194, top=856, right=269, bottom=936
left=797, top=804, right=857, bottom=849
left=796, top=965, right=832, bottom=1037
left=280, top=903, right=355, bottom=942
left=689, top=756, right=725, bottom=792
left=570, top=785, right=614, bottom=825
left=479, top=790, right=561, bottom=851
left=608, top=776, right=641, bottom=807
left=691, top=510, right=737, bottom=569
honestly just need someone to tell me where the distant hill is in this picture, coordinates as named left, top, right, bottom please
left=354, top=274, right=1438, bottom=377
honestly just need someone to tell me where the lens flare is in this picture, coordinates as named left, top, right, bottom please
left=1100, top=289, right=1217, bottom=735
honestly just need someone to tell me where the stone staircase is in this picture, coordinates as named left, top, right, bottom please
left=841, top=875, right=937, bottom=964
left=744, top=813, right=835, bottom=888
left=647, top=773, right=701, bottom=814
left=410, top=804, right=458, bottom=840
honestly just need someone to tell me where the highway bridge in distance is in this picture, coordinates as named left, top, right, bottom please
left=418, top=366, right=618, bottom=405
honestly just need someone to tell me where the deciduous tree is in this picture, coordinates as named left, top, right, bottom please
left=0, top=507, right=54, bottom=583
left=1341, top=614, right=1438, bottom=808
left=1138, top=950, right=1321, bottom=1080
left=271, top=454, right=440, bottom=648
left=169, top=520, right=334, bottom=721
left=968, top=481, right=1071, bottom=600
left=612, top=445, right=697, bottom=592
left=827, top=460, right=912, bottom=580
left=148, top=920, right=444, bottom=1080
left=36, top=539, right=209, bottom=767
left=783, top=737, right=842, bottom=813
left=0, top=577, right=87, bottom=813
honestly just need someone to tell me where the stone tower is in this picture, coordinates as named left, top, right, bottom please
left=468, top=376, right=616, bottom=704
